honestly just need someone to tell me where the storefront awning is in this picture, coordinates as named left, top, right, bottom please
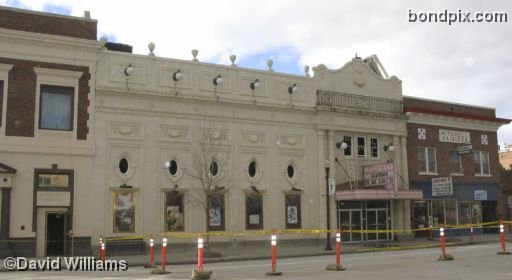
left=335, top=189, right=423, bottom=201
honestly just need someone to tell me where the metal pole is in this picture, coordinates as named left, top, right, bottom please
left=325, top=166, right=332, bottom=250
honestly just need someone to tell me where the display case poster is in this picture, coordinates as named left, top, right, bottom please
left=113, top=192, right=135, bottom=232
left=209, top=207, right=222, bottom=226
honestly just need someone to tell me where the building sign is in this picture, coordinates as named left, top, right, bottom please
left=432, top=177, right=453, bottom=196
left=363, top=162, right=394, bottom=189
left=457, top=144, right=473, bottom=155
left=328, top=178, right=336, bottom=196
left=508, top=196, right=512, bottom=208
left=439, top=129, right=470, bottom=144
left=474, top=190, right=488, bottom=201
left=36, top=191, right=70, bottom=207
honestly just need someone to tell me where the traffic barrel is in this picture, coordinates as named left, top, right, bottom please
left=144, top=236, right=156, bottom=268
left=326, top=230, right=346, bottom=271
left=266, top=229, right=283, bottom=276
left=497, top=220, right=511, bottom=255
left=437, top=227, right=454, bottom=261
left=192, top=234, right=212, bottom=280
left=150, top=237, right=171, bottom=274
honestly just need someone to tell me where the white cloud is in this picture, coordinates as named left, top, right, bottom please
left=3, top=0, right=512, bottom=142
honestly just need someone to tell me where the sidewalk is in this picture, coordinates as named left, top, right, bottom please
left=0, top=233, right=508, bottom=271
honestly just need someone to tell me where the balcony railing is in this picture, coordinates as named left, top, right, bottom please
left=317, top=90, right=403, bottom=114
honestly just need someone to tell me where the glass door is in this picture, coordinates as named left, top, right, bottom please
left=365, top=209, right=389, bottom=241
left=338, top=210, right=363, bottom=242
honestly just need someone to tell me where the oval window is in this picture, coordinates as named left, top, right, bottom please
left=287, top=164, right=295, bottom=178
left=248, top=161, right=257, bottom=178
left=210, top=161, right=219, bottom=176
left=168, top=160, right=178, bottom=176
left=119, top=158, right=129, bottom=174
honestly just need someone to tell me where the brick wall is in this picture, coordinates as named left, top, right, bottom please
left=407, top=122, right=500, bottom=185
left=0, top=7, right=96, bottom=40
left=0, top=57, right=90, bottom=140
left=403, top=97, right=496, bottom=118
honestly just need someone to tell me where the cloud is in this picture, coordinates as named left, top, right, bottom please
left=2, top=0, right=511, bottom=143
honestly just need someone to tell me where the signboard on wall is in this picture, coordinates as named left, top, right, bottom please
left=474, top=190, right=488, bottom=201
left=363, top=162, right=394, bottom=189
left=508, top=196, right=512, bottom=208
left=439, top=129, right=471, bottom=144
left=328, top=178, right=336, bottom=196
left=432, top=177, right=453, bottom=196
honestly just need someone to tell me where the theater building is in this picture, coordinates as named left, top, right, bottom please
left=404, top=97, right=510, bottom=236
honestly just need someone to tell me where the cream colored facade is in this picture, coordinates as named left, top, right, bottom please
left=93, top=50, right=412, bottom=244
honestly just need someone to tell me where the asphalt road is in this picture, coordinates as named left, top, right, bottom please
left=2, top=243, right=511, bottom=280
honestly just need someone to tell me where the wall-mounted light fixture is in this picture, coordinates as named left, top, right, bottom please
left=173, top=69, right=183, bottom=82
left=213, top=74, right=223, bottom=86
left=336, top=141, right=348, bottom=150
left=384, top=142, right=395, bottom=152
left=250, top=79, right=260, bottom=90
left=288, top=83, right=298, bottom=94
left=124, top=64, right=134, bottom=76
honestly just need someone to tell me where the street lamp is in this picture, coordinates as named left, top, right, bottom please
left=325, top=159, right=333, bottom=251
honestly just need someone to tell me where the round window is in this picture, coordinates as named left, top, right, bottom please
left=168, top=160, right=178, bottom=176
left=287, top=164, right=295, bottom=178
left=248, top=161, right=257, bottom=178
left=210, top=161, right=219, bottom=176
left=119, top=158, right=129, bottom=174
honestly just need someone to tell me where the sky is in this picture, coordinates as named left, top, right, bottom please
left=2, top=0, right=512, bottom=147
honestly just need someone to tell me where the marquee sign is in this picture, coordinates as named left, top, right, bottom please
left=364, top=162, right=394, bottom=189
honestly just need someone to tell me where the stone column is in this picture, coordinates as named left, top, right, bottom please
left=400, top=136, right=412, bottom=231
left=317, top=130, right=328, bottom=230
left=327, top=130, right=336, bottom=230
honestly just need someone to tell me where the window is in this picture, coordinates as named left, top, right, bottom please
left=167, top=160, right=178, bottom=176
left=165, top=191, right=184, bottom=231
left=37, top=174, right=69, bottom=188
left=248, top=161, right=257, bottom=178
left=418, top=147, right=437, bottom=174
left=285, top=193, right=301, bottom=229
left=370, top=137, right=379, bottom=158
left=113, top=191, right=135, bottom=233
left=39, top=85, right=74, bottom=131
left=119, top=158, right=129, bottom=174
left=287, top=164, right=295, bottom=178
left=343, top=136, right=352, bottom=156
left=246, top=193, right=263, bottom=230
left=474, top=150, right=490, bottom=175
left=208, top=193, right=225, bottom=231
left=357, top=136, right=366, bottom=157
left=210, top=161, right=219, bottom=176
left=449, top=150, right=462, bottom=174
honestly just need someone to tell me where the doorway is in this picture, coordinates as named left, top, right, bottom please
left=46, top=212, right=66, bottom=256
left=337, top=200, right=391, bottom=242
left=339, top=210, right=362, bottom=242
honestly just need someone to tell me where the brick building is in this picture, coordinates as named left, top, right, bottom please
left=0, top=6, right=100, bottom=257
left=404, top=96, right=510, bottom=236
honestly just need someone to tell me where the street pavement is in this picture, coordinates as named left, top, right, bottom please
left=0, top=233, right=511, bottom=279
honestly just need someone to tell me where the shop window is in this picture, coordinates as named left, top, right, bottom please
left=418, top=147, right=437, bottom=174
left=37, top=174, right=69, bottom=188
left=449, top=150, right=462, bottom=175
left=39, top=85, right=74, bottom=131
left=285, top=193, right=301, bottom=229
left=458, top=201, right=482, bottom=225
left=165, top=191, right=184, bottom=231
left=246, top=193, right=263, bottom=230
left=357, top=136, right=366, bottom=158
left=208, top=193, right=225, bottom=231
left=431, top=199, right=457, bottom=227
left=474, top=151, right=490, bottom=175
left=343, top=135, right=352, bottom=157
left=370, top=137, right=379, bottom=158
left=113, top=191, right=135, bottom=233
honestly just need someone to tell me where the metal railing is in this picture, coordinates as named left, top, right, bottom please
left=317, top=90, right=403, bottom=114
